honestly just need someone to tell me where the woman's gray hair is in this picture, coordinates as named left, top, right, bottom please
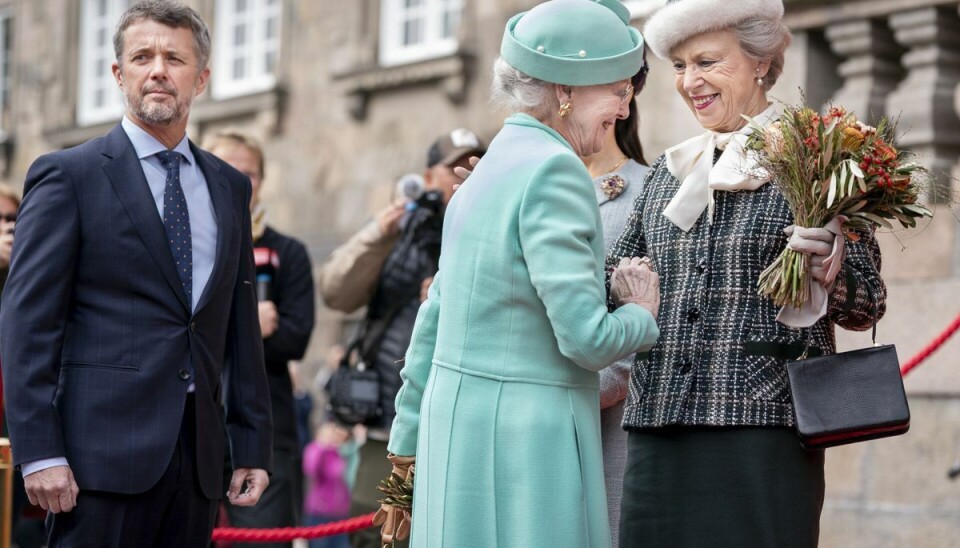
left=731, top=17, right=792, bottom=91
left=114, top=1, right=212, bottom=70
left=491, top=57, right=553, bottom=117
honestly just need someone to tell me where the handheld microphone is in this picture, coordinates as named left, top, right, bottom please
left=396, top=173, right=424, bottom=201
left=253, top=247, right=280, bottom=302
left=256, top=273, right=272, bottom=302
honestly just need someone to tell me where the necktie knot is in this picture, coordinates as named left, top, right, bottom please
left=156, top=150, right=182, bottom=170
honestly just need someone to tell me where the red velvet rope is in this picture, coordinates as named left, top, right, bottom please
left=211, top=513, right=375, bottom=542
left=900, top=311, right=960, bottom=376
left=210, top=312, right=960, bottom=543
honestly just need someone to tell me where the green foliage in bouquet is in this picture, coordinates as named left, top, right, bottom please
left=377, top=466, right=414, bottom=512
left=744, top=105, right=933, bottom=309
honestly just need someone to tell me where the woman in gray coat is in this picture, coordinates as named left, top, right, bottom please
left=583, top=63, right=650, bottom=548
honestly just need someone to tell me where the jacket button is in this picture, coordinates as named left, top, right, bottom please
left=678, top=361, right=692, bottom=374
left=696, top=260, right=707, bottom=274
left=189, top=321, right=197, bottom=333
left=178, top=368, right=190, bottom=380
left=687, top=308, right=700, bottom=323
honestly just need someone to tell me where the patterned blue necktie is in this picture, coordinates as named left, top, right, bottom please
left=157, top=150, right=193, bottom=306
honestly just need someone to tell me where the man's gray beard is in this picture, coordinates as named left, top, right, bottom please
left=125, top=95, right=185, bottom=126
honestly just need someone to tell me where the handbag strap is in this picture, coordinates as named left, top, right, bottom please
left=342, top=284, right=421, bottom=371
left=798, top=276, right=881, bottom=360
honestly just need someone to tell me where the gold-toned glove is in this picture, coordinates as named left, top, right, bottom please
left=372, top=453, right=415, bottom=547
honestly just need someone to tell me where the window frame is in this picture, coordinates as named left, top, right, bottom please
left=0, top=7, right=12, bottom=137
left=378, top=0, right=463, bottom=67
left=212, top=0, right=282, bottom=100
left=77, top=0, right=128, bottom=127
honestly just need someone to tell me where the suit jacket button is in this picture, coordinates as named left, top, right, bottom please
left=678, top=361, right=692, bottom=374
left=178, top=368, right=190, bottom=380
left=189, top=321, right=197, bottom=333
left=696, top=260, right=707, bottom=274
left=687, top=308, right=700, bottom=323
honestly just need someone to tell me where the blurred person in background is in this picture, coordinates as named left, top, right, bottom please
left=318, top=129, right=485, bottom=548
left=302, top=421, right=358, bottom=548
left=581, top=58, right=650, bottom=548
left=206, top=131, right=316, bottom=548
left=0, top=182, right=18, bottom=284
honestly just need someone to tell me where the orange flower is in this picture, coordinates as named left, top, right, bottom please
left=890, top=174, right=911, bottom=192
left=841, top=127, right=864, bottom=151
left=874, top=141, right=897, bottom=163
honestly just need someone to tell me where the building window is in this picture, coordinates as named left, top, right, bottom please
left=213, top=0, right=281, bottom=99
left=78, top=0, right=127, bottom=126
left=0, top=9, right=12, bottom=136
left=379, top=0, right=462, bottom=67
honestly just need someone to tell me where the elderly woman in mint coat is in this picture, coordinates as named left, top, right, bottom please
left=377, top=1, right=660, bottom=547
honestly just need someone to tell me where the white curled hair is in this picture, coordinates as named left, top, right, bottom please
left=490, top=57, right=553, bottom=117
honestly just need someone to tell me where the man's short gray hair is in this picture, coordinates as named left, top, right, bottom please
left=731, top=17, right=792, bottom=91
left=490, top=57, right=553, bottom=117
left=113, top=1, right=212, bottom=70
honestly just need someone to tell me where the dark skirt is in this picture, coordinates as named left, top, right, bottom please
left=620, top=426, right=825, bottom=548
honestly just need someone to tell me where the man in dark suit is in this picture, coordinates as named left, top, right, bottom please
left=0, top=2, right=273, bottom=546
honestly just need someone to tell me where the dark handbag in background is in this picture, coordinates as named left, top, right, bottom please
left=787, top=324, right=910, bottom=450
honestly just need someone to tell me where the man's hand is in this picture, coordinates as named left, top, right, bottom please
left=24, top=465, right=79, bottom=514
left=226, top=468, right=270, bottom=507
left=258, top=301, right=279, bottom=338
left=376, top=202, right=406, bottom=237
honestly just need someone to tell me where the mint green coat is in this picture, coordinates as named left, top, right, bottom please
left=387, top=114, right=659, bottom=547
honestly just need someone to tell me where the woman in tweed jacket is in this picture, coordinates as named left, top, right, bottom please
left=612, top=1, right=886, bottom=547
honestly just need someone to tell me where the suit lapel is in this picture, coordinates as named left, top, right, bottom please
left=192, top=144, right=234, bottom=313
left=101, top=125, right=192, bottom=312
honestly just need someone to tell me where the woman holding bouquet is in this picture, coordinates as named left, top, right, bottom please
left=375, top=1, right=661, bottom=547
left=611, top=1, right=886, bottom=547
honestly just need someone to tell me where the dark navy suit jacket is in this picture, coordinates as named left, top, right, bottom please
left=0, top=124, right=273, bottom=499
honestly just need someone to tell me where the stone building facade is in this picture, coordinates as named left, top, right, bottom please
left=0, top=0, right=957, bottom=545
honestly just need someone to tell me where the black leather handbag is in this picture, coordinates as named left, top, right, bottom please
left=787, top=325, right=910, bottom=449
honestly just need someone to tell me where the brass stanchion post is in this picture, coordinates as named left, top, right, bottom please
left=0, top=438, right=12, bottom=548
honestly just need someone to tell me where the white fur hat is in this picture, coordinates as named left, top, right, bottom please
left=643, top=0, right=784, bottom=59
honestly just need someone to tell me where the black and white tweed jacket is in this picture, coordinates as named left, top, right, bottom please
left=609, top=154, right=886, bottom=429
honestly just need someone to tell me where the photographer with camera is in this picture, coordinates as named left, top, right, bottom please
left=319, top=129, right=484, bottom=548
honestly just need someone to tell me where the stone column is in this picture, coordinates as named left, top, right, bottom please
left=826, top=18, right=904, bottom=125
left=885, top=6, right=960, bottom=203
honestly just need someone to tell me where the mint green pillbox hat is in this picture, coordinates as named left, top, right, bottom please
left=500, top=0, right=644, bottom=87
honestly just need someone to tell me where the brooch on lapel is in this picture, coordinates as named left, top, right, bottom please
left=600, top=174, right=627, bottom=200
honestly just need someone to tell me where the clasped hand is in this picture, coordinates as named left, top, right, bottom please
left=373, top=454, right=415, bottom=546
left=784, top=216, right=847, bottom=289
left=611, top=257, right=660, bottom=320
